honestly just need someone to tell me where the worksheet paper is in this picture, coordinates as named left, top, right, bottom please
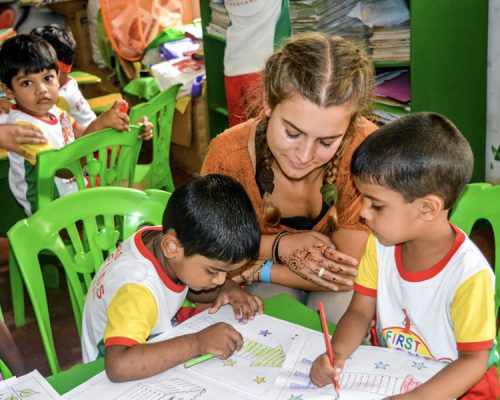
left=62, top=306, right=447, bottom=400
left=0, top=370, right=61, bottom=400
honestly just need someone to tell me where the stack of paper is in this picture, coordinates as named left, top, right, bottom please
left=207, top=0, right=229, bottom=40
left=372, top=69, right=410, bottom=124
left=370, top=23, right=410, bottom=63
left=289, top=0, right=372, bottom=52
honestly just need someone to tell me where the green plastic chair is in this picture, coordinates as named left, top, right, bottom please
left=10, top=126, right=142, bottom=329
left=7, top=187, right=170, bottom=374
left=129, top=84, right=181, bottom=192
left=449, top=182, right=500, bottom=377
left=36, top=125, right=143, bottom=211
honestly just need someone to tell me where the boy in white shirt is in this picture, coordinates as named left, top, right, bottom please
left=0, top=34, right=151, bottom=215
left=310, top=113, right=499, bottom=399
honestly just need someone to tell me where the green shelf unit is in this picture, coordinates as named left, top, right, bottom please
left=410, top=0, right=488, bottom=182
left=200, top=0, right=229, bottom=138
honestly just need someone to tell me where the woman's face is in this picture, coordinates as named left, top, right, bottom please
left=266, top=92, right=354, bottom=180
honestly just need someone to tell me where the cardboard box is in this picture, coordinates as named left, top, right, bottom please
left=171, top=95, right=210, bottom=175
left=171, top=99, right=193, bottom=148
left=66, top=10, right=93, bottom=68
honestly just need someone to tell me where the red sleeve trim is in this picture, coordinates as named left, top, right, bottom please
left=104, top=337, right=140, bottom=348
left=354, top=283, right=377, bottom=297
left=457, top=339, right=494, bottom=352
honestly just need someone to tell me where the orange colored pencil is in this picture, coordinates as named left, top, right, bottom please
left=318, top=300, right=341, bottom=398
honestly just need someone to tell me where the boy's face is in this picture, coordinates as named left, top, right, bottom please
left=355, top=178, right=421, bottom=246
left=174, top=254, right=248, bottom=292
left=4, top=68, right=59, bottom=117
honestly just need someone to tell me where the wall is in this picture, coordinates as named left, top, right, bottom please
left=486, top=0, right=500, bottom=183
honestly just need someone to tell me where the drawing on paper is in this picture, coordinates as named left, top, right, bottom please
left=239, top=339, right=286, bottom=367
left=111, top=377, right=206, bottom=400
left=0, top=387, right=40, bottom=400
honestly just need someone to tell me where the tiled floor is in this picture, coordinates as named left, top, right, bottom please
left=0, top=167, right=193, bottom=377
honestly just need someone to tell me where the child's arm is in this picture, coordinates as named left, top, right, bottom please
left=105, top=321, right=243, bottom=382
left=73, top=100, right=130, bottom=139
left=310, top=292, right=376, bottom=387
left=386, top=349, right=490, bottom=400
left=187, top=279, right=264, bottom=323
left=0, top=320, right=27, bottom=376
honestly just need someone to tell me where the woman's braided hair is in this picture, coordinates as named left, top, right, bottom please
left=256, top=32, right=373, bottom=231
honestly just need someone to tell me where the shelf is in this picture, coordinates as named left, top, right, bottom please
left=373, top=60, right=410, bottom=68
left=371, top=101, right=410, bottom=117
left=204, top=32, right=226, bottom=44
left=210, top=104, right=229, bottom=117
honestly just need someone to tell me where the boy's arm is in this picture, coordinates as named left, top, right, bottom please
left=73, top=100, right=130, bottom=138
left=310, top=292, right=376, bottom=387
left=187, top=279, right=263, bottom=323
left=105, top=322, right=244, bottom=382
left=388, top=349, right=490, bottom=400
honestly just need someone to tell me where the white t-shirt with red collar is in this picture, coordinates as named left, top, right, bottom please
left=81, top=226, right=189, bottom=362
left=57, top=77, right=96, bottom=128
left=7, top=105, right=78, bottom=215
left=355, top=226, right=496, bottom=363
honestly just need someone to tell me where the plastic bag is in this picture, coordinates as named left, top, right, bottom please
left=347, top=0, right=409, bottom=28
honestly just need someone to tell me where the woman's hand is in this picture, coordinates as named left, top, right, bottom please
left=279, top=231, right=358, bottom=291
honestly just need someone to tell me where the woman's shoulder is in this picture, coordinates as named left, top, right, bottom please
left=202, top=118, right=258, bottom=174
left=352, top=116, right=378, bottom=144
left=209, top=118, right=257, bottom=151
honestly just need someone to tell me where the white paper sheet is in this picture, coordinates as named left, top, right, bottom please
left=0, top=370, right=61, bottom=400
left=63, top=306, right=447, bottom=400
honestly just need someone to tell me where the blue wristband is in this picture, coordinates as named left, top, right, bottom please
left=260, top=259, right=273, bottom=283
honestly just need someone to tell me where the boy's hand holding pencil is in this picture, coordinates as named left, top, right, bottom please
left=194, top=322, right=244, bottom=360
left=309, top=301, right=343, bottom=397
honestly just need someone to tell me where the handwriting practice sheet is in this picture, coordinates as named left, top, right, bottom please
left=63, top=306, right=447, bottom=400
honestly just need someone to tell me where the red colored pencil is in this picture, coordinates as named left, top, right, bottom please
left=318, top=300, right=341, bottom=397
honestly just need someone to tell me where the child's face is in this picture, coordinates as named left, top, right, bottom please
left=174, top=255, right=249, bottom=292
left=5, top=68, right=59, bottom=117
left=355, top=178, right=421, bottom=246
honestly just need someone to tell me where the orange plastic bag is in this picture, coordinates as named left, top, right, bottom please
left=99, top=0, right=192, bottom=62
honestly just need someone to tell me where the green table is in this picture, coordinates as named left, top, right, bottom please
left=47, top=294, right=334, bottom=395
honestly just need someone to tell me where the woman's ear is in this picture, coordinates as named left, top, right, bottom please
left=263, top=98, right=271, bottom=118
left=418, top=194, right=445, bottom=221
left=160, top=229, right=181, bottom=259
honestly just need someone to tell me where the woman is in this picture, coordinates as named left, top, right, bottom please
left=201, top=32, right=377, bottom=323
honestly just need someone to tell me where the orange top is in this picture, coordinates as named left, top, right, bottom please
left=201, top=117, right=378, bottom=236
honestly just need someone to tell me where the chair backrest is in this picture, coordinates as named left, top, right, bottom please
left=7, top=187, right=170, bottom=373
left=129, top=84, right=181, bottom=191
left=449, top=182, right=500, bottom=304
left=36, top=125, right=143, bottom=211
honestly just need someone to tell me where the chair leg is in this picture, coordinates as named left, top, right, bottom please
left=9, top=249, right=25, bottom=328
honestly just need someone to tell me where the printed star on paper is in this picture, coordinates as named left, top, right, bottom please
left=374, top=361, right=389, bottom=369
left=254, top=376, right=266, bottom=384
left=412, top=361, right=426, bottom=370
left=259, top=329, right=272, bottom=337
left=288, top=395, right=303, bottom=400
left=224, top=359, right=236, bottom=366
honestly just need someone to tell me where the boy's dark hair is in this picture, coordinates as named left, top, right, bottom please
left=351, top=112, right=473, bottom=209
left=162, top=174, right=260, bottom=263
left=30, top=24, right=76, bottom=65
left=0, top=34, right=58, bottom=89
